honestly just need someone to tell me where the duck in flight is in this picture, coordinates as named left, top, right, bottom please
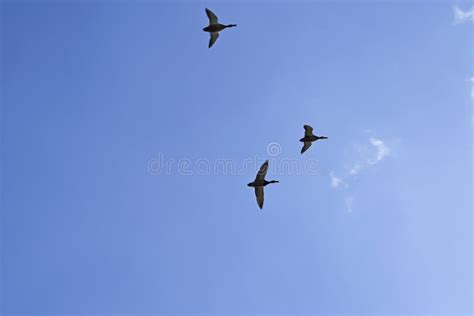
left=247, top=160, right=279, bottom=209
left=202, top=8, right=237, bottom=48
left=300, top=124, right=328, bottom=154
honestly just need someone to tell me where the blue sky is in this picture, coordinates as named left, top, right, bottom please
left=1, top=1, right=473, bottom=315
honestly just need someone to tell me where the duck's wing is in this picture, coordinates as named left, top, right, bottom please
left=205, top=8, right=219, bottom=25
left=255, top=187, right=264, bottom=209
left=304, top=124, right=314, bottom=137
left=255, top=160, right=269, bottom=181
left=209, top=32, right=219, bottom=48
left=301, top=142, right=312, bottom=154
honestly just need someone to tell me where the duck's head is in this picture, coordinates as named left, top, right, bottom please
left=247, top=182, right=253, bottom=187
left=265, top=180, right=279, bottom=185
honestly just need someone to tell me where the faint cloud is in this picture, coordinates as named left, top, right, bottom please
left=453, top=5, right=474, bottom=24
left=345, top=196, right=354, bottom=213
left=470, top=77, right=474, bottom=99
left=342, top=136, right=392, bottom=177
left=368, top=137, right=391, bottom=165
left=330, top=171, right=346, bottom=188
left=328, top=132, right=396, bottom=213
left=470, top=77, right=474, bottom=124
left=330, top=135, right=392, bottom=188
left=349, top=163, right=361, bottom=175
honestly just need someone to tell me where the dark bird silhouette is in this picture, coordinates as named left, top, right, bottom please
left=202, top=8, right=237, bottom=48
left=300, top=124, right=328, bottom=154
left=247, top=160, right=279, bottom=209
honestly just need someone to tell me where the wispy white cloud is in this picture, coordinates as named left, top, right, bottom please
left=330, top=135, right=392, bottom=189
left=328, top=132, right=395, bottom=212
left=368, top=137, right=391, bottom=165
left=349, top=163, right=361, bottom=175
left=453, top=6, right=474, bottom=24
left=330, top=171, right=346, bottom=188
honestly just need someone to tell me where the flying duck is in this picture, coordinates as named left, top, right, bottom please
left=202, top=8, right=237, bottom=48
left=300, top=124, right=328, bottom=154
left=247, top=160, right=279, bottom=209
